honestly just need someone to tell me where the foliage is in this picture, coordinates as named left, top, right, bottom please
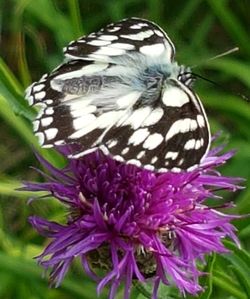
left=0, top=0, right=249, bottom=298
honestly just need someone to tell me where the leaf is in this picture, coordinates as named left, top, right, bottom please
left=0, top=57, right=35, bottom=120
left=198, top=254, right=216, bottom=299
left=207, top=0, right=250, bottom=55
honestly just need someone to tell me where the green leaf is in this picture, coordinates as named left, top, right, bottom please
left=213, top=269, right=247, bottom=299
left=206, top=58, right=250, bottom=88
left=198, top=254, right=216, bottom=299
left=0, top=57, right=35, bottom=120
left=232, top=266, right=250, bottom=298
left=207, top=0, right=250, bottom=55
left=0, top=251, right=102, bottom=298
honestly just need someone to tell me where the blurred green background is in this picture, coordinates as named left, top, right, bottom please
left=0, top=0, right=250, bottom=298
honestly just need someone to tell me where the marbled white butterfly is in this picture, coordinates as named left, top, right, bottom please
left=25, top=17, right=210, bottom=172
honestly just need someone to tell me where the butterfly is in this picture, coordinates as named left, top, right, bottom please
left=25, top=17, right=210, bottom=172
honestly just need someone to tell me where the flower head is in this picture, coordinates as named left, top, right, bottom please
left=25, top=145, right=242, bottom=299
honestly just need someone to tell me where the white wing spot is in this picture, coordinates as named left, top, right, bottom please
left=137, top=23, right=149, bottom=27
left=165, top=118, right=197, bottom=141
left=143, top=133, right=163, bottom=150
left=27, top=95, right=34, bottom=105
left=128, top=128, right=150, bottom=146
left=88, top=40, right=111, bottom=46
left=35, top=132, right=45, bottom=145
left=190, top=120, right=198, bottom=130
left=99, top=35, right=118, bottom=41
left=110, top=43, right=135, bottom=50
left=162, top=86, right=190, bottom=107
left=98, top=111, right=124, bottom=129
left=184, top=139, right=196, bottom=150
left=113, top=155, right=124, bottom=162
left=197, top=115, right=205, bottom=127
left=45, top=99, right=53, bottom=105
left=107, top=27, right=120, bottom=32
left=121, top=147, right=129, bottom=155
left=195, top=140, right=201, bottom=149
left=151, top=156, right=158, bottom=164
left=142, top=107, right=164, bottom=127
left=130, top=24, right=142, bottom=29
left=45, top=128, right=58, bottom=140
left=33, top=84, right=45, bottom=92
left=137, top=150, right=145, bottom=159
left=120, top=30, right=154, bottom=41
left=34, top=91, right=46, bottom=100
left=55, top=140, right=64, bottom=145
left=195, top=138, right=204, bottom=150
left=139, top=43, right=165, bottom=56
left=45, top=107, right=54, bottom=115
left=154, top=30, right=164, bottom=37
left=158, top=168, right=168, bottom=173
left=73, top=114, right=96, bottom=130
left=41, top=117, right=53, bottom=127
left=107, top=139, right=118, bottom=148
left=127, top=159, right=141, bottom=167
left=33, top=120, right=39, bottom=131
left=165, top=151, right=178, bottom=160
left=171, top=167, right=181, bottom=173
left=178, top=159, right=184, bottom=166
left=144, top=164, right=155, bottom=171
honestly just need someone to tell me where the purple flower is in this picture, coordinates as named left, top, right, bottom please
left=24, top=145, right=243, bottom=299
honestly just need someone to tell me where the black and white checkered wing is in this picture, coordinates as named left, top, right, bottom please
left=101, top=79, right=210, bottom=172
left=26, top=17, right=210, bottom=172
left=25, top=59, right=141, bottom=151
left=64, top=17, right=175, bottom=63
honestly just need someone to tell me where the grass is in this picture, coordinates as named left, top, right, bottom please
left=0, top=1, right=250, bottom=298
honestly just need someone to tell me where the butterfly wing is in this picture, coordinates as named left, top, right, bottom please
left=100, top=78, right=210, bottom=171
left=26, top=59, right=142, bottom=151
left=64, top=17, right=175, bottom=64
left=25, top=18, right=176, bottom=154
left=26, top=17, right=210, bottom=171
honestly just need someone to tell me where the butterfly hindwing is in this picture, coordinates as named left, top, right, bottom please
left=100, top=79, right=210, bottom=171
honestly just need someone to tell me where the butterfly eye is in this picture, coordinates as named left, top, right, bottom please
left=178, top=66, right=195, bottom=87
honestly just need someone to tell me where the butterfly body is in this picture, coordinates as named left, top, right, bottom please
left=26, top=17, right=210, bottom=172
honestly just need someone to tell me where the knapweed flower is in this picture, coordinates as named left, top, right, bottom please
left=24, top=145, right=242, bottom=299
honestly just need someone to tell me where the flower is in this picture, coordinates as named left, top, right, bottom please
left=24, top=145, right=243, bottom=299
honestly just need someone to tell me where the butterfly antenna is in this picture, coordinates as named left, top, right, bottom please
left=187, top=72, right=249, bottom=103
left=185, top=47, right=248, bottom=102
left=191, top=47, right=239, bottom=68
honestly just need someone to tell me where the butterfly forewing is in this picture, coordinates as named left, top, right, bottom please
left=64, top=17, right=175, bottom=63
left=25, top=17, right=211, bottom=172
